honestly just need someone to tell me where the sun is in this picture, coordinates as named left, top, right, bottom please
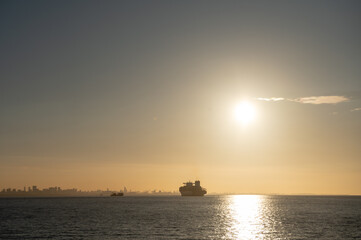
left=234, top=101, right=256, bottom=124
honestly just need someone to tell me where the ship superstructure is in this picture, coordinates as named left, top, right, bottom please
left=179, top=180, right=207, bottom=196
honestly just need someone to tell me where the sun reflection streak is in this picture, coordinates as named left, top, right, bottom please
left=226, top=195, right=264, bottom=239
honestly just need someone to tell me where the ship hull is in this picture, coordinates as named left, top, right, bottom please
left=180, top=190, right=206, bottom=196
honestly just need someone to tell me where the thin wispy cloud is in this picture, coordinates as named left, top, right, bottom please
left=351, top=107, right=361, bottom=112
left=291, top=96, right=349, bottom=104
left=257, top=97, right=285, bottom=102
left=257, top=96, right=349, bottom=105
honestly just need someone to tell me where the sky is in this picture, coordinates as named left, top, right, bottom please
left=1, top=0, right=361, bottom=194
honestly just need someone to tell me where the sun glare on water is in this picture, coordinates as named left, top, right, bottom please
left=234, top=101, right=256, bottom=124
left=227, top=195, right=264, bottom=239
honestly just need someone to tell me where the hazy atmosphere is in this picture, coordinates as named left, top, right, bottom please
left=1, top=0, right=361, bottom=194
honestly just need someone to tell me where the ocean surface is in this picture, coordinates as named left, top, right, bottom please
left=0, top=195, right=360, bottom=239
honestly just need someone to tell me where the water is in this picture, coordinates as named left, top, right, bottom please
left=0, top=195, right=360, bottom=239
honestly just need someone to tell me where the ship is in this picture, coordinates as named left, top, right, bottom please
left=179, top=180, right=207, bottom=196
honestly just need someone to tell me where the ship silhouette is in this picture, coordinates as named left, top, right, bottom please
left=179, top=180, right=207, bottom=196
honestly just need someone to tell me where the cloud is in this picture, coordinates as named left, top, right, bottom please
left=351, top=107, right=361, bottom=112
left=257, top=97, right=285, bottom=102
left=291, top=96, right=349, bottom=104
left=257, top=95, right=349, bottom=105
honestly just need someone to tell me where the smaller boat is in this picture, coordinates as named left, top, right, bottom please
left=110, top=192, right=124, bottom=197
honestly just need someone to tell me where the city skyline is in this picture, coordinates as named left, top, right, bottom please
left=0, top=185, right=178, bottom=197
